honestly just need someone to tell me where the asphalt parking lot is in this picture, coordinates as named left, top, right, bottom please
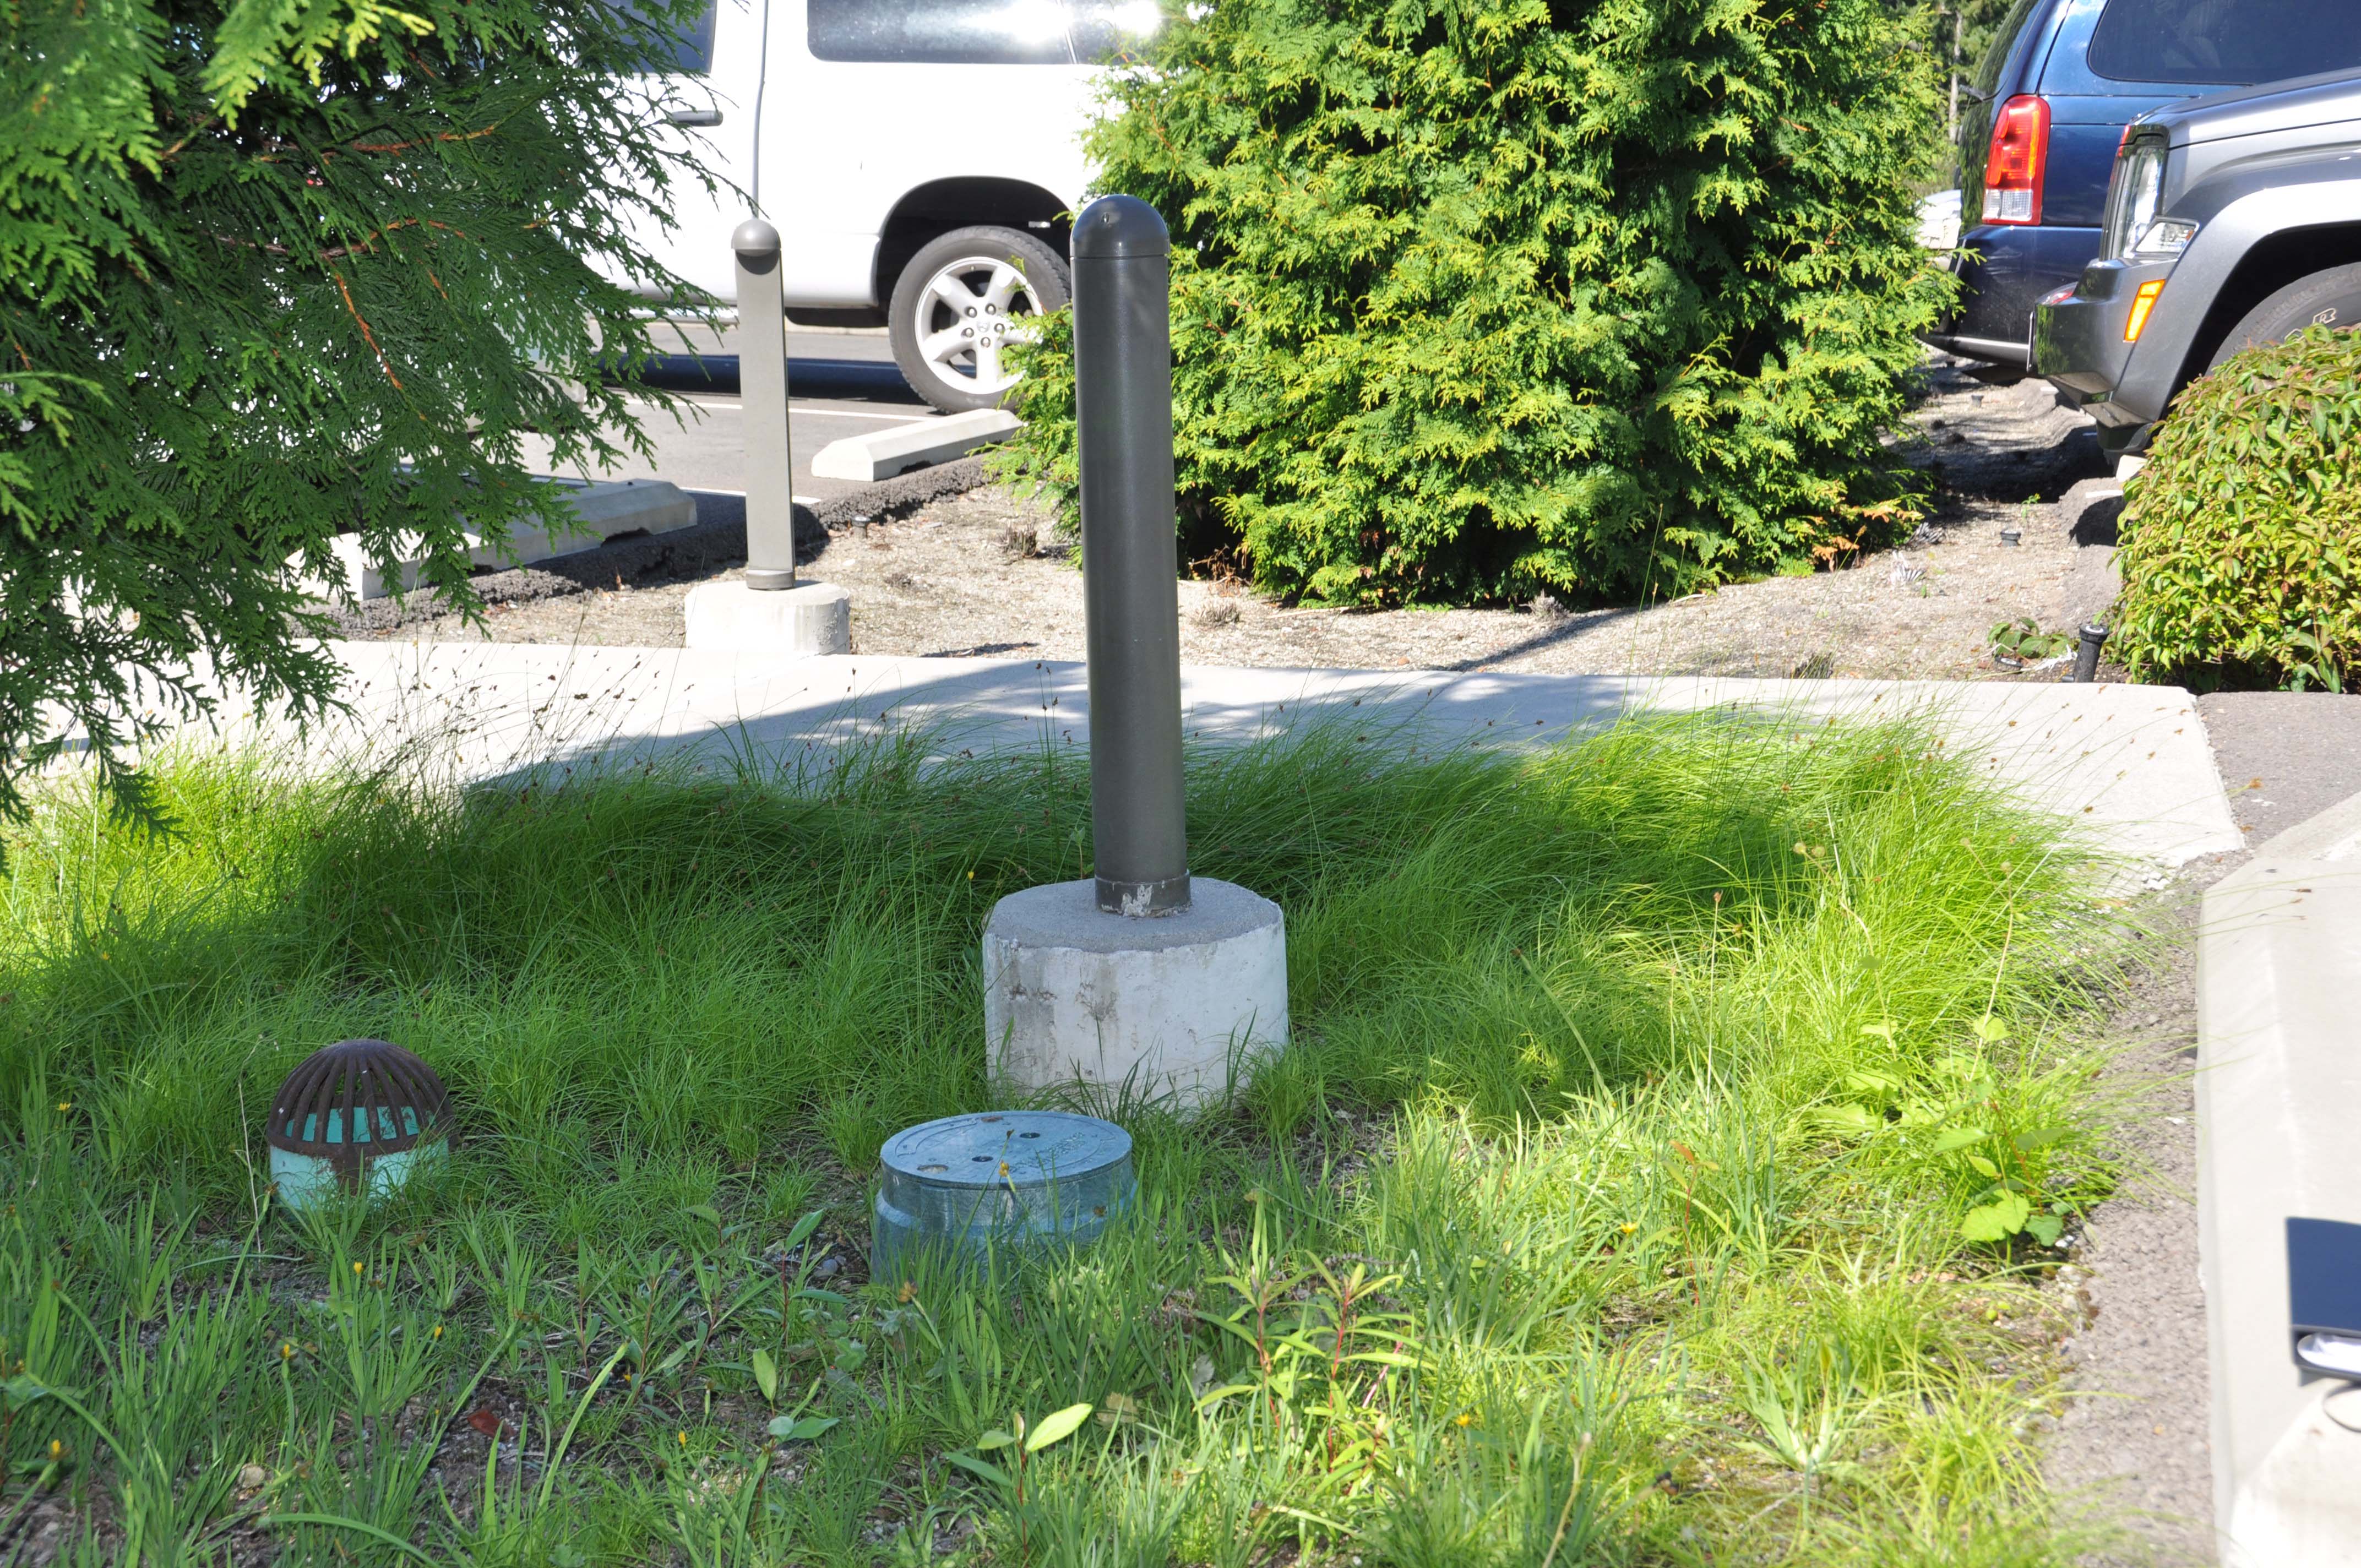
left=521, top=320, right=948, bottom=506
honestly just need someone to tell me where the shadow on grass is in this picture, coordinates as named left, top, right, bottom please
left=2, top=712, right=2085, bottom=1185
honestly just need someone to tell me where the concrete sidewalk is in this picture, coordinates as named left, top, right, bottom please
left=175, top=643, right=2242, bottom=869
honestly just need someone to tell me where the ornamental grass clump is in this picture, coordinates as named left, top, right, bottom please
left=2112, top=324, right=2360, bottom=692
left=999, top=0, right=1955, bottom=606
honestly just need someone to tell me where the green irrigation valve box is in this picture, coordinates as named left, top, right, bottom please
left=265, top=1038, right=449, bottom=1212
left=872, top=1110, right=1134, bottom=1280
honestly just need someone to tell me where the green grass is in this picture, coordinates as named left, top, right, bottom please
left=0, top=716, right=2137, bottom=1565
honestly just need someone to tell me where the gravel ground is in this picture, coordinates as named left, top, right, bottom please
left=360, top=361, right=2123, bottom=678
left=2050, top=897, right=2215, bottom=1566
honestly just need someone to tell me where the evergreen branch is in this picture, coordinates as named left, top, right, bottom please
left=205, top=216, right=480, bottom=262
left=0, top=0, right=706, bottom=827
left=340, top=123, right=502, bottom=156
left=159, top=117, right=223, bottom=160
left=325, top=267, right=395, bottom=381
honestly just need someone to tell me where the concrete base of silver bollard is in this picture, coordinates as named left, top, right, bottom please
left=682, top=579, right=851, bottom=656
left=983, top=878, right=1287, bottom=1110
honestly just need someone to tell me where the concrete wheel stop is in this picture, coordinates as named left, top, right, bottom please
left=979, top=195, right=1288, bottom=1112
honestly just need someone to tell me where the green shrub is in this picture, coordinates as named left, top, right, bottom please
left=2114, top=325, right=2360, bottom=692
left=997, top=0, right=1954, bottom=606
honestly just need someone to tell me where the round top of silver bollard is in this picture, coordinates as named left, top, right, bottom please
left=879, top=1110, right=1131, bottom=1191
left=731, top=218, right=782, bottom=261
left=1071, top=195, right=1168, bottom=261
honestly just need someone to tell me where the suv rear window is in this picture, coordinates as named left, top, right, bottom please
left=810, top=0, right=1070, bottom=63
left=2088, top=0, right=2361, bottom=85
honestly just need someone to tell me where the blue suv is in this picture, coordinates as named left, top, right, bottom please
left=1927, top=0, right=2361, bottom=375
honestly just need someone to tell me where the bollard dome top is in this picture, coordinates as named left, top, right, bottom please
left=1071, top=195, right=1168, bottom=261
left=731, top=218, right=782, bottom=260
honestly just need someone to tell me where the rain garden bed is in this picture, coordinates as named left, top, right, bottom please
left=0, top=716, right=2137, bottom=1566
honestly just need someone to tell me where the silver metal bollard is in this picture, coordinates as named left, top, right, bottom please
left=732, top=219, right=797, bottom=591
left=1073, top=196, right=1190, bottom=917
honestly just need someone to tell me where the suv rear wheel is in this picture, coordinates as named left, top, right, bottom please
left=888, top=226, right=1069, bottom=415
left=2207, top=262, right=2361, bottom=371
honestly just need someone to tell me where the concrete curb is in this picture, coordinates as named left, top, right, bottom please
left=2197, top=786, right=2361, bottom=1566
left=319, top=458, right=993, bottom=637
left=295, top=479, right=697, bottom=602
left=2239, top=788, right=2361, bottom=865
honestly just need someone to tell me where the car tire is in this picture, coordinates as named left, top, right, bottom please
left=888, top=226, right=1070, bottom=415
left=2206, top=262, right=2361, bottom=371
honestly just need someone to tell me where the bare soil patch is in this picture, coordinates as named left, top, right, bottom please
left=365, top=361, right=2123, bottom=680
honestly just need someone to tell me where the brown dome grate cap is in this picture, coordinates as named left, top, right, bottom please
left=265, top=1038, right=449, bottom=1180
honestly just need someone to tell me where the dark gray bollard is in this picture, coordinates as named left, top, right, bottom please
left=732, top=219, right=797, bottom=591
left=1073, top=196, right=1189, bottom=917
left=2072, top=622, right=2109, bottom=683
left=978, top=196, right=1287, bottom=1108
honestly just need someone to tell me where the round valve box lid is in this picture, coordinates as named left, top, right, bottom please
left=879, top=1110, right=1130, bottom=1194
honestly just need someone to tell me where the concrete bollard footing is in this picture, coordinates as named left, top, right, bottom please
left=682, top=579, right=852, bottom=656
left=983, top=878, right=1287, bottom=1110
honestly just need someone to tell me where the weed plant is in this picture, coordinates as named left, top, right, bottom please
left=0, top=716, right=2131, bottom=1563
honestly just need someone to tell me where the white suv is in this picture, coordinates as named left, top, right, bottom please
left=624, top=0, right=1154, bottom=413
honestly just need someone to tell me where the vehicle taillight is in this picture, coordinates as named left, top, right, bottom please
left=1982, top=95, right=2051, bottom=225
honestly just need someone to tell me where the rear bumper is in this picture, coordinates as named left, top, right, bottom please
left=2033, top=255, right=2183, bottom=431
left=1924, top=222, right=2104, bottom=367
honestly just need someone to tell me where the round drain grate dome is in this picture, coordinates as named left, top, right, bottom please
left=873, top=1110, right=1134, bottom=1278
left=265, top=1038, right=450, bottom=1211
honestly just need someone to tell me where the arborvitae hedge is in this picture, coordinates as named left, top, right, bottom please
left=2114, top=326, right=2359, bottom=693
left=1, top=0, right=697, bottom=818
left=1000, top=0, right=1954, bottom=606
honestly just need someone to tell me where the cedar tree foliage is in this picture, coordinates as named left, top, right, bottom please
left=2, top=0, right=707, bottom=820
left=999, top=0, right=1956, bottom=606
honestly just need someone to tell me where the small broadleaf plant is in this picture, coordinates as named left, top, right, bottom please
left=945, top=1402, right=1096, bottom=1507
left=1815, top=1016, right=2076, bottom=1247
left=1989, top=619, right=2075, bottom=664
